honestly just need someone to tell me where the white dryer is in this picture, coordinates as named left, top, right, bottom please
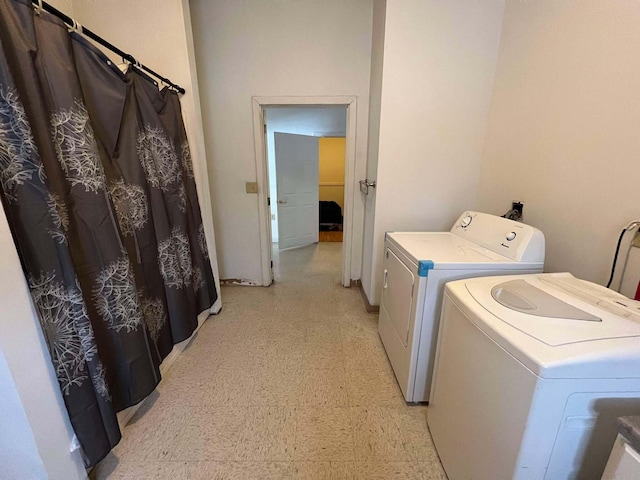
left=428, top=273, right=640, bottom=480
left=378, top=211, right=545, bottom=403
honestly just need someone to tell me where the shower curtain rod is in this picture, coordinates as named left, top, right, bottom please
left=27, top=0, right=186, bottom=94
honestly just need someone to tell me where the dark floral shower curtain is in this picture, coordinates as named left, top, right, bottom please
left=0, top=0, right=218, bottom=467
left=132, top=71, right=217, bottom=338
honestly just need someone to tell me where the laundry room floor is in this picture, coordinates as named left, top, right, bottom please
left=91, top=243, right=447, bottom=479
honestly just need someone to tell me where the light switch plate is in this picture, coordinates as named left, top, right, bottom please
left=245, top=182, right=258, bottom=194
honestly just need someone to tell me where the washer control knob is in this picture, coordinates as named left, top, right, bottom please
left=460, top=215, right=473, bottom=228
left=506, top=231, right=517, bottom=241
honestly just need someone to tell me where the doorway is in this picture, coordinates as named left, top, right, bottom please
left=266, top=107, right=347, bottom=251
left=252, top=97, right=357, bottom=287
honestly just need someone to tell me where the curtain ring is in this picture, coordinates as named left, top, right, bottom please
left=35, top=0, right=43, bottom=15
left=68, top=19, right=81, bottom=33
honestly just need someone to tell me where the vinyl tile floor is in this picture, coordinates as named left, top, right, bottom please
left=92, top=243, right=447, bottom=479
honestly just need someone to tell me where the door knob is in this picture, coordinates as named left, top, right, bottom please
left=278, top=200, right=287, bottom=205
left=359, top=179, right=376, bottom=195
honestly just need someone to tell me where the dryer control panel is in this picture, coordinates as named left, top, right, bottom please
left=451, top=211, right=545, bottom=263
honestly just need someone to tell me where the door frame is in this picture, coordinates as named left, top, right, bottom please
left=252, top=96, right=357, bottom=287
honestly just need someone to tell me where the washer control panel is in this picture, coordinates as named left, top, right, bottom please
left=451, top=211, right=545, bottom=263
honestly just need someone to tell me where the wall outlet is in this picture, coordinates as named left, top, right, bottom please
left=504, top=201, right=524, bottom=221
left=512, top=201, right=523, bottom=217
left=245, top=182, right=258, bottom=194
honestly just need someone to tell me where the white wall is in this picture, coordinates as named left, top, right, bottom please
left=190, top=0, right=373, bottom=283
left=49, top=0, right=74, bottom=14
left=362, top=0, right=505, bottom=305
left=477, top=0, right=640, bottom=287
left=72, top=0, right=221, bottom=304
left=0, top=349, right=47, bottom=480
left=0, top=206, right=86, bottom=480
left=265, top=106, right=346, bottom=242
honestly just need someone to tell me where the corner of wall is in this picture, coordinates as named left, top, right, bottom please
left=180, top=0, right=223, bottom=302
left=360, top=0, right=387, bottom=304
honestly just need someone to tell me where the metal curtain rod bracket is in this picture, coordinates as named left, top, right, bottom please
left=27, top=0, right=186, bottom=94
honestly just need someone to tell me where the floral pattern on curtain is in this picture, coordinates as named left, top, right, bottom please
left=0, top=0, right=218, bottom=467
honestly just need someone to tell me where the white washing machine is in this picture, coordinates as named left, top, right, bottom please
left=428, top=273, right=640, bottom=480
left=378, top=211, right=545, bottom=403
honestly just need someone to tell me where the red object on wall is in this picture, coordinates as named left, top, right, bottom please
left=635, top=281, right=640, bottom=301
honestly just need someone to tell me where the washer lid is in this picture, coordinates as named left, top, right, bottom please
left=491, top=279, right=601, bottom=322
left=466, top=273, right=640, bottom=346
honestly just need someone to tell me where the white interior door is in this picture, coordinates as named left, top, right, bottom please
left=275, top=132, right=319, bottom=250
